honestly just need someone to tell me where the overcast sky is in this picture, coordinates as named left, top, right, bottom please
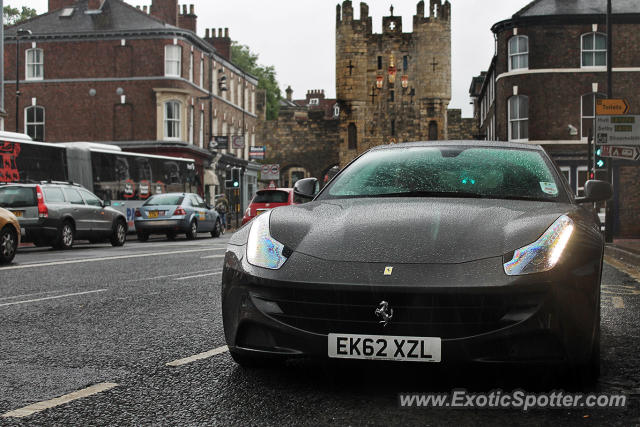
left=6, top=0, right=533, bottom=117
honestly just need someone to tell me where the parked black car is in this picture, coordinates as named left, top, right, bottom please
left=0, top=182, right=128, bottom=249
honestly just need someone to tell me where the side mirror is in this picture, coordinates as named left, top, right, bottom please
left=576, top=180, right=612, bottom=203
left=293, top=178, right=319, bottom=200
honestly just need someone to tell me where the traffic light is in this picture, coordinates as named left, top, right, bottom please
left=231, top=167, right=241, bottom=188
left=595, top=146, right=608, bottom=170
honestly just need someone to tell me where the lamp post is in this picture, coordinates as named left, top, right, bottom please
left=15, top=28, right=32, bottom=133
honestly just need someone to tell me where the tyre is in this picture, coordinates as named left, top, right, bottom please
left=0, top=226, right=18, bottom=264
left=137, top=231, right=149, bottom=242
left=229, top=349, right=282, bottom=369
left=186, top=220, right=198, bottom=240
left=211, top=219, right=222, bottom=238
left=571, top=310, right=600, bottom=385
left=110, top=220, right=127, bottom=247
left=55, top=221, right=75, bottom=250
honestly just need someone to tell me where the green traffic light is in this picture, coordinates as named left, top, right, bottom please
left=233, top=182, right=239, bottom=187
left=596, top=148, right=602, bottom=156
left=597, top=160, right=605, bottom=168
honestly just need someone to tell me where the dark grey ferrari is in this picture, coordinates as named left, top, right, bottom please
left=222, top=141, right=611, bottom=380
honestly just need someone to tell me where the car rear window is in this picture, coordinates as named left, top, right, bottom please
left=253, top=191, right=289, bottom=204
left=0, top=186, right=36, bottom=208
left=44, top=187, right=65, bottom=203
left=144, top=194, right=184, bottom=206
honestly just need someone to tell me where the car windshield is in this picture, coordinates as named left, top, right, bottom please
left=322, top=146, right=565, bottom=202
left=0, top=186, right=36, bottom=208
left=144, top=194, right=184, bottom=206
left=252, top=190, right=289, bottom=204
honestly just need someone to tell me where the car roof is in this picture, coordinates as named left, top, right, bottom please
left=257, top=188, right=292, bottom=193
left=369, top=140, right=545, bottom=152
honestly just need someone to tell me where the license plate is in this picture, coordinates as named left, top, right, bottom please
left=148, top=211, right=159, bottom=218
left=10, top=211, right=23, bottom=218
left=328, top=333, right=441, bottom=362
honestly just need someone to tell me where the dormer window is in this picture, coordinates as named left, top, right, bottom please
left=508, top=35, right=528, bottom=71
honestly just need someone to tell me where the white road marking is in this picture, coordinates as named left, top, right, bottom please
left=0, top=248, right=221, bottom=271
left=175, top=271, right=222, bottom=281
left=0, top=290, right=63, bottom=301
left=1, top=382, right=118, bottom=418
left=125, top=269, right=219, bottom=283
left=166, top=345, right=229, bottom=367
left=612, top=296, right=625, bottom=309
left=0, top=289, right=107, bottom=308
left=200, top=254, right=226, bottom=259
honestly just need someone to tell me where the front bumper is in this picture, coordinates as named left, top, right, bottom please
left=221, top=244, right=602, bottom=366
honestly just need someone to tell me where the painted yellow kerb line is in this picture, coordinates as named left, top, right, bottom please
left=2, top=383, right=118, bottom=418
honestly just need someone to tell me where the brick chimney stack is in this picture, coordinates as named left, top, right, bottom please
left=286, top=86, right=293, bottom=102
left=204, top=28, right=232, bottom=61
left=150, top=0, right=179, bottom=26
left=48, top=0, right=75, bottom=11
left=178, top=4, right=197, bottom=33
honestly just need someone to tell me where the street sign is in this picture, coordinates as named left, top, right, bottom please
left=596, top=99, right=630, bottom=116
left=231, top=135, right=245, bottom=149
left=600, top=145, right=640, bottom=161
left=595, top=115, right=640, bottom=146
left=210, top=136, right=228, bottom=150
left=249, top=146, right=266, bottom=160
left=260, top=164, right=280, bottom=181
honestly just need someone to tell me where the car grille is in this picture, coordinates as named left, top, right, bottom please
left=252, top=287, right=545, bottom=339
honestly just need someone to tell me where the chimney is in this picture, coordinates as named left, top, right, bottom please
left=204, top=27, right=231, bottom=61
left=178, top=3, right=197, bottom=33
left=286, top=86, right=293, bottom=102
left=49, top=0, right=75, bottom=11
left=150, top=0, right=178, bottom=26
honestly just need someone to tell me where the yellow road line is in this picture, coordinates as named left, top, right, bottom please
left=604, top=255, right=640, bottom=283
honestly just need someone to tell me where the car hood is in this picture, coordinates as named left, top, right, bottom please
left=269, top=198, right=577, bottom=264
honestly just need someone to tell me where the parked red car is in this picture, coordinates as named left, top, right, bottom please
left=242, top=188, right=295, bottom=225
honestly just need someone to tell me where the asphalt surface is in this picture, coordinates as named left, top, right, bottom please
left=0, top=233, right=639, bottom=425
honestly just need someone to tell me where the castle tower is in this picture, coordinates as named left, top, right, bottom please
left=336, top=0, right=452, bottom=165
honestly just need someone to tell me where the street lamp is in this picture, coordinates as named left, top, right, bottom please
left=15, top=28, right=32, bottom=133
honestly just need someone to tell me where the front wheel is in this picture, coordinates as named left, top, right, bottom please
left=211, top=219, right=222, bottom=238
left=55, top=221, right=75, bottom=250
left=0, top=226, right=18, bottom=264
left=110, top=220, right=127, bottom=247
left=186, top=220, right=198, bottom=240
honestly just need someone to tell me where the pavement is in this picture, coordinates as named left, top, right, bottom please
left=0, top=233, right=639, bottom=425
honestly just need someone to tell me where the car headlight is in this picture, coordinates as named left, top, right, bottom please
left=246, top=210, right=289, bottom=269
left=504, top=215, right=574, bottom=276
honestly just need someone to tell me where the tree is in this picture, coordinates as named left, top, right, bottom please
left=3, top=5, right=37, bottom=26
left=231, top=42, right=281, bottom=120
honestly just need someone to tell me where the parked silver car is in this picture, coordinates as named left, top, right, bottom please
left=0, top=182, right=128, bottom=249
left=134, top=193, right=222, bottom=241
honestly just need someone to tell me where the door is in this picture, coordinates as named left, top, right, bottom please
left=80, top=189, right=111, bottom=233
left=62, top=188, right=91, bottom=236
left=189, top=194, right=211, bottom=231
left=196, top=194, right=214, bottom=231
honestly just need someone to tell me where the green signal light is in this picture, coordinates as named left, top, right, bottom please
left=596, top=148, right=602, bottom=156
left=233, top=182, right=239, bottom=187
left=596, top=160, right=605, bottom=168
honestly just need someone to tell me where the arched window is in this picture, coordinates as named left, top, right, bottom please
left=25, top=106, right=45, bottom=141
left=164, top=101, right=182, bottom=140
left=26, top=48, right=44, bottom=80
left=348, top=123, right=357, bottom=150
left=164, top=45, right=182, bottom=77
left=428, top=121, right=438, bottom=140
left=508, top=35, right=528, bottom=71
left=508, top=95, right=529, bottom=141
left=581, top=32, right=607, bottom=67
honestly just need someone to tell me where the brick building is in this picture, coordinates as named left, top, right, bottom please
left=472, top=0, right=640, bottom=237
left=4, top=0, right=261, bottom=207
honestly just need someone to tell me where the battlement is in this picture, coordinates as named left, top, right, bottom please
left=337, top=1, right=450, bottom=36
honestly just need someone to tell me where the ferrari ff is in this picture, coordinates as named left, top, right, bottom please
left=222, top=141, right=611, bottom=380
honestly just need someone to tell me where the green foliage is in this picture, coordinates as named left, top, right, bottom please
left=3, top=5, right=37, bottom=26
left=231, top=42, right=281, bottom=120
